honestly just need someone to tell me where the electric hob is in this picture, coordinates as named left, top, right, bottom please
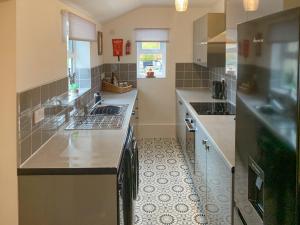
left=190, top=102, right=236, bottom=115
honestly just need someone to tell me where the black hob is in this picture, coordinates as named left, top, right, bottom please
left=190, top=102, right=236, bottom=115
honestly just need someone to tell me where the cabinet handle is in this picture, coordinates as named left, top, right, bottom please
left=202, top=139, right=208, bottom=145
left=205, top=144, right=210, bottom=151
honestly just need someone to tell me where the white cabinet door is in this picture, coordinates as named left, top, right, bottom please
left=194, top=123, right=208, bottom=209
left=194, top=121, right=233, bottom=225
left=206, top=141, right=233, bottom=225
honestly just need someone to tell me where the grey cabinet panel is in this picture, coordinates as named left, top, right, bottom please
left=193, top=13, right=225, bottom=68
left=195, top=122, right=208, bottom=207
left=206, top=142, right=233, bottom=225
left=194, top=122, right=233, bottom=225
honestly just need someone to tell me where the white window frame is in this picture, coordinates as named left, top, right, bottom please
left=136, top=42, right=167, bottom=79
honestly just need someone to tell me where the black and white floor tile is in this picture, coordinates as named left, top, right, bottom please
left=134, top=138, right=208, bottom=225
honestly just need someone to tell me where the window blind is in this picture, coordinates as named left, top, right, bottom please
left=135, top=28, right=169, bottom=42
left=62, top=11, right=97, bottom=42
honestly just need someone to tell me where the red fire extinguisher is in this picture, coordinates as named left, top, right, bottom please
left=125, top=40, right=131, bottom=55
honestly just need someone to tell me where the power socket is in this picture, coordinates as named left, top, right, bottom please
left=33, top=107, right=45, bottom=125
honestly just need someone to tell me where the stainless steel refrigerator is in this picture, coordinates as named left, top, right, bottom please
left=234, top=7, right=300, bottom=225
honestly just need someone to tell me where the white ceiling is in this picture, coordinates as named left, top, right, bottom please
left=62, top=0, right=219, bottom=23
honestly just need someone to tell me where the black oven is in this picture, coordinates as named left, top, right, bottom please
left=184, top=113, right=196, bottom=174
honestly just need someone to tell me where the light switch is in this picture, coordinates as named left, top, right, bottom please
left=33, top=107, right=45, bottom=124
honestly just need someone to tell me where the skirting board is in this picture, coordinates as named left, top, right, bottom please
left=137, top=123, right=176, bottom=138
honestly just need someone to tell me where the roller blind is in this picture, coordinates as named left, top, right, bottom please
left=135, top=28, right=169, bottom=42
left=62, top=11, right=97, bottom=42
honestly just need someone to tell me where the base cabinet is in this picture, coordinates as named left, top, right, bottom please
left=175, top=95, right=234, bottom=225
left=195, top=122, right=233, bottom=225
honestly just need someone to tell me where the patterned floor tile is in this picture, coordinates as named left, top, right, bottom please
left=134, top=138, right=207, bottom=225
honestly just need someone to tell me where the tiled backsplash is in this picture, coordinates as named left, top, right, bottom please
left=175, top=63, right=210, bottom=88
left=17, top=64, right=103, bottom=166
left=103, top=63, right=137, bottom=88
left=175, top=63, right=237, bottom=105
left=209, top=67, right=237, bottom=105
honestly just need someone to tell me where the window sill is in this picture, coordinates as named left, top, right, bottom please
left=137, top=76, right=166, bottom=79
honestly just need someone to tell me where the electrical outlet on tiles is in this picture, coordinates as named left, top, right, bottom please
left=33, top=107, right=45, bottom=125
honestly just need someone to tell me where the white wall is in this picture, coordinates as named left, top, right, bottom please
left=0, top=1, right=18, bottom=224
left=16, top=0, right=103, bottom=92
left=103, top=5, right=224, bottom=137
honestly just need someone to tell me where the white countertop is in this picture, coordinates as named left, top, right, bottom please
left=20, top=90, right=138, bottom=174
left=176, top=88, right=236, bottom=169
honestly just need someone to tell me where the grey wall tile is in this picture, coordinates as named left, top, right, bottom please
left=49, top=81, right=57, bottom=99
left=31, top=87, right=41, bottom=108
left=120, top=64, right=129, bottom=72
left=176, top=80, right=184, bottom=88
left=120, top=72, right=129, bottom=81
left=176, top=63, right=185, bottom=71
left=202, top=71, right=209, bottom=80
left=184, top=80, right=193, bottom=87
left=19, top=112, right=32, bottom=140
left=41, top=84, right=50, bottom=104
left=129, top=63, right=137, bottom=72
left=129, top=72, right=137, bottom=81
left=176, top=72, right=184, bottom=80
left=20, top=136, right=31, bottom=164
left=185, top=63, right=193, bottom=71
left=193, top=72, right=201, bottom=80
left=202, top=80, right=209, bottom=88
left=32, top=128, right=42, bottom=154
left=111, top=64, right=120, bottom=72
left=20, top=91, right=31, bottom=113
left=185, top=72, right=193, bottom=80
left=193, top=80, right=201, bottom=87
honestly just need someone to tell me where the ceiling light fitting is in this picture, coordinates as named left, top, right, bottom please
left=243, top=0, right=259, bottom=11
left=175, top=0, right=188, bottom=12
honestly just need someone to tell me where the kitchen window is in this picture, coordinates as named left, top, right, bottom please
left=67, top=40, right=91, bottom=90
left=62, top=11, right=96, bottom=91
left=135, top=28, right=169, bottom=79
left=137, top=42, right=166, bottom=78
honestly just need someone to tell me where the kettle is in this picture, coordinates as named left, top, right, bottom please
left=212, top=80, right=226, bottom=99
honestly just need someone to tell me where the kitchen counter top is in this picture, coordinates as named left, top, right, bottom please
left=176, top=88, right=235, bottom=169
left=18, top=90, right=138, bottom=175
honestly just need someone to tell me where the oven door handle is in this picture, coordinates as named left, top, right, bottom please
left=185, top=119, right=196, bottom=132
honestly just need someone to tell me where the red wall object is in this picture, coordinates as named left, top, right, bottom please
left=112, top=39, right=123, bottom=61
left=238, top=40, right=250, bottom=58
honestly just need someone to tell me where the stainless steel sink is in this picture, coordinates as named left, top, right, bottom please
left=90, top=105, right=123, bottom=115
left=65, top=104, right=129, bottom=130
